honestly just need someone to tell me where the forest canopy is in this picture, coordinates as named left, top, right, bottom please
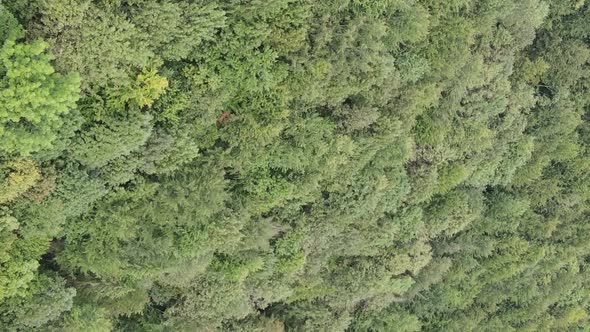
left=0, top=0, right=589, bottom=331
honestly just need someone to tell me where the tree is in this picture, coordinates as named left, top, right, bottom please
left=0, top=273, right=75, bottom=330
left=0, top=6, right=79, bottom=156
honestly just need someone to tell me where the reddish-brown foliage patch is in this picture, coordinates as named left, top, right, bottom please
left=217, top=111, right=232, bottom=127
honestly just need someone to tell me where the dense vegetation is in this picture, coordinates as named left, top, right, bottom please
left=0, top=0, right=589, bottom=331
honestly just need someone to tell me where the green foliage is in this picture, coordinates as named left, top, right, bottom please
left=0, top=273, right=75, bottom=330
left=71, top=110, right=152, bottom=169
left=0, top=158, right=40, bottom=204
left=0, top=1, right=589, bottom=331
left=52, top=304, right=113, bottom=332
left=130, top=0, right=226, bottom=61
left=349, top=307, right=421, bottom=332
left=31, top=0, right=150, bottom=90
left=0, top=7, right=79, bottom=155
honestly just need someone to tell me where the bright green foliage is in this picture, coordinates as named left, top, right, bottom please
left=122, top=68, right=168, bottom=108
left=0, top=211, right=37, bottom=301
left=0, top=1, right=589, bottom=331
left=0, top=7, right=79, bottom=156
